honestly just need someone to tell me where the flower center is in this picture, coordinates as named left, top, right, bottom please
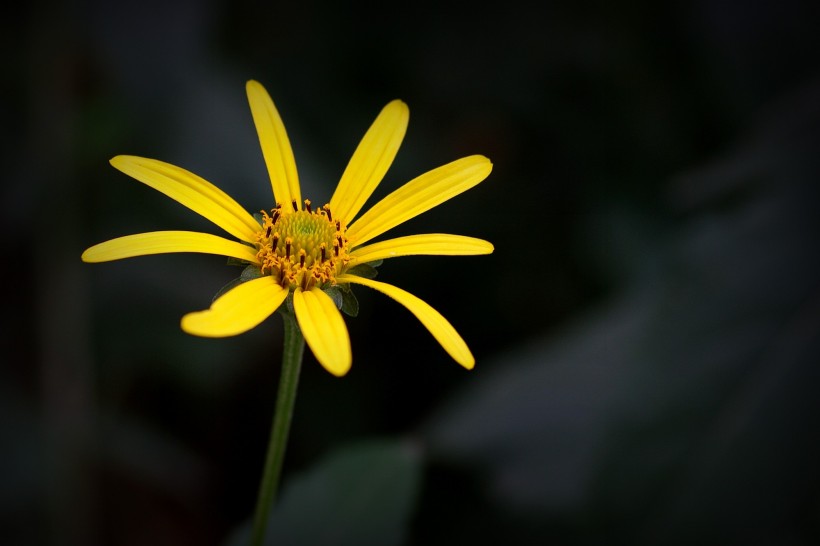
left=255, top=200, right=350, bottom=290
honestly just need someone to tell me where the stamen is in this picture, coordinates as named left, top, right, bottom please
left=254, top=200, right=350, bottom=292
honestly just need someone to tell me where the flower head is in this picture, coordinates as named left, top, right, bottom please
left=82, top=80, right=493, bottom=376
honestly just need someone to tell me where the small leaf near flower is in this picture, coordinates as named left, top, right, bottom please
left=212, top=265, right=263, bottom=301
left=346, top=261, right=381, bottom=280
left=340, top=285, right=360, bottom=317
left=322, top=285, right=344, bottom=310
left=226, top=256, right=251, bottom=267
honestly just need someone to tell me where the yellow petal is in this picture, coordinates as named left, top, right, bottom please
left=246, top=80, right=301, bottom=211
left=293, top=287, right=352, bottom=376
left=81, top=231, right=260, bottom=263
left=328, top=100, right=409, bottom=223
left=181, top=276, right=287, bottom=337
left=346, top=155, right=492, bottom=247
left=338, top=275, right=474, bottom=369
left=349, top=234, right=493, bottom=265
left=110, top=155, right=260, bottom=243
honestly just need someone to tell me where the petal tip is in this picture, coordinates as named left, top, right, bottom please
left=323, top=357, right=352, bottom=377
left=386, top=98, right=409, bottom=113
left=459, top=355, right=476, bottom=370
left=180, top=310, right=236, bottom=338
left=180, top=311, right=209, bottom=337
left=110, top=154, right=141, bottom=172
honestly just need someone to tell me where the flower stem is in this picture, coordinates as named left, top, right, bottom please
left=250, top=311, right=304, bottom=546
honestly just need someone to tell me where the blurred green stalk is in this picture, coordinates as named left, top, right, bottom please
left=251, top=311, right=305, bottom=546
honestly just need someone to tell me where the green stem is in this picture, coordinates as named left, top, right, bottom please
left=250, top=311, right=305, bottom=546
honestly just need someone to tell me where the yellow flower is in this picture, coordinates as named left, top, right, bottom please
left=82, top=80, right=493, bottom=376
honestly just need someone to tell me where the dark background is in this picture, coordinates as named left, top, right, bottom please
left=3, top=0, right=820, bottom=545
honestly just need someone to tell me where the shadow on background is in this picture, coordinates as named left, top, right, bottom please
left=2, top=0, right=819, bottom=545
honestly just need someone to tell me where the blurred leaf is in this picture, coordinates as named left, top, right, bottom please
left=422, top=91, right=820, bottom=543
left=227, top=438, right=422, bottom=546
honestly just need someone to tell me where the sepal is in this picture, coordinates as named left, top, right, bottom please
left=345, top=259, right=382, bottom=280
left=211, top=264, right=263, bottom=302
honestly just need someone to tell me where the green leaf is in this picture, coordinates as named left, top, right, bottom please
left=346, top=263, right=379, bottom=279
left=211, top=266, right=263, bottom=302
left=226, top=438, right=422, bottom=546
left=211, top=277, right=243, bottom=302
left=239, top=265, right=263, bottom=282
left=322, top=286, right=344, bottom=309
left=340, top=286, right=359, bottom=317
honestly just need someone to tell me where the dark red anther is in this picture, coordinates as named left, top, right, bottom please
left=292, top=199, right=298, bottom=211
left=324, top=206, right=332, bottom=223
left=266, top=225, right=272, bottom=237
left=285, top=239, right=292, bottom=258
left=271, top=234, right=279, bottom=250
left=304, top=199, right=312, bottom=213
left=271, top=209, right=280, bottom=224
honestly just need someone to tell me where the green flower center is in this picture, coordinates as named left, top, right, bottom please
left=255, top=201, right=350, bottom=290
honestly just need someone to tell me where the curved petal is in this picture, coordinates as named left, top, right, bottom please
left=328, top=100, right=409, bottom=223
left=349, top=234, right=493, bottom=265
left=293, top=287, right=352, bottom=377
left=246, top=80, right=301, bottom=210
left=346, top=155, right=492, bottom=247
left=110, top=155, right=260, bottom=242
left=81, top=231, right=260, bottom=264
left=338, top=275, right=474, bottom=369
left=181, top=276, right=287, bottom=337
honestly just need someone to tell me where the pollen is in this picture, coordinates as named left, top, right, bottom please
left=255, top=201, right=350, bottom=290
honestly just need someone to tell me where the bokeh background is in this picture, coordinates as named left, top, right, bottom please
left=3, top=0, right=820, bottom=544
